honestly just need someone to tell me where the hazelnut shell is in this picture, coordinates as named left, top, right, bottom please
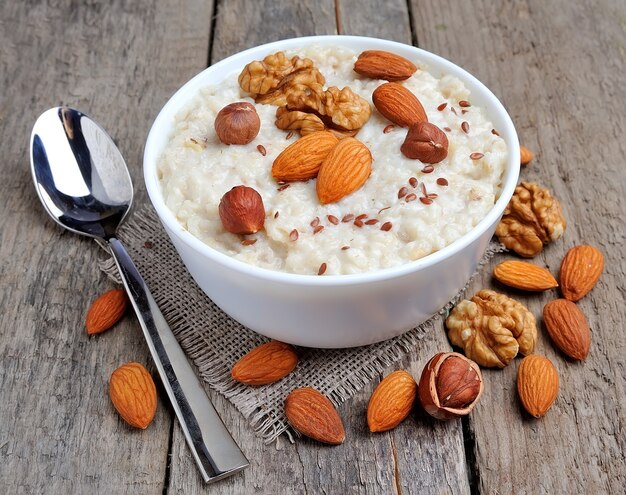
left=401, top=122, right=448, bottom=163
left=215, top=102, right=260, bottom=145
left=418, top=352, right=483, bottom=420
left=218, top=185, right=265, bottom=234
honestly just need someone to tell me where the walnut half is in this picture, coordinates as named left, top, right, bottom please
left=496, top=182, right=566, bottom=257
left=445, top=290, right=537, bottom=368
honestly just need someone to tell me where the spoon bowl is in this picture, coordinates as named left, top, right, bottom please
left=30, top=107, right=248, bottom=484
left=31, top=107, right=132, bottom=239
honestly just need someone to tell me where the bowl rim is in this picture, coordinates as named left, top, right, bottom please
left=144, top=35, right=519, bottom=287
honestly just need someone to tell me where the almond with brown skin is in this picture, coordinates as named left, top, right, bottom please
left=316, top=137, right=372, bottom=204
left=367, top=370, right=417, bottom=432
left=219, top=185, right=265, bottom=234
left=109, top=362, right=157, bottom=429
left=86, top=288, right=128, bottom=335
left=520, top=145, right=534, bottom=166
left=517, top=355, right=559, bottom=418
left=284, top=387, right=345, bottom=445
left=354, top=50, right=417, bottom=81
left=231, top=341, right=298, bottom=385
left=272, top=131, right=339, bottom=181
left=560, top=245, right=604, bottom=301
left=401, top=122, right=448, bottom=163
left=493, top=260, right=558, bottom=291
left=372, top=82, right=427, bottom=127
left=543, top=299, right=591, bottom=360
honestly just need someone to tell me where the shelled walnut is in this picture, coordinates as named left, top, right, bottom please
left=495, top=182, right=566, bottom=257
left=239, top=51, right=371, bottom=137
left=445, top=290, right=537, bottom=368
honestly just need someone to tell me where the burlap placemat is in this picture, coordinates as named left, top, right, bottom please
left=99, top=205, right=504, bottom=443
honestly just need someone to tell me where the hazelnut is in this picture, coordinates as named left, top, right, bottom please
left=400, top=122, right=448, bottom=163
left=214, top=102, right=260, bottom=145
left=218, top=185, right=265, bottom=235
left=418, top=352, right=483, bottom=420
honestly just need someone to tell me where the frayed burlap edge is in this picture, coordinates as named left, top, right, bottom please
left=98, top=206, right=506, bottom=444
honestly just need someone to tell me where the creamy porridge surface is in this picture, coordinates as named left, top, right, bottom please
left=157, top=45, right=507, bottom=275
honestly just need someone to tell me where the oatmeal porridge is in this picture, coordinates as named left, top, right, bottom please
left=157, top=45, right=507, bottom=275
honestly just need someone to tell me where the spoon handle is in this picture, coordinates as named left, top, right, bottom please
left=108, top=237, right=248, bottom=483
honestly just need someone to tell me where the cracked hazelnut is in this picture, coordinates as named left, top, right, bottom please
left=400, top=122, right=448, bottom=163
left=218, top=185, right=265, bottom=234
left=214, top=102, right=260, bottom=145
left=418, top=352, right=483, bottom=420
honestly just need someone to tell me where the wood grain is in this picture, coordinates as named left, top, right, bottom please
left=1, top=0, right=625, bottom=493
left=411, top=0, right=626, bottom=492
left=0, top=0, right=212, bottom=493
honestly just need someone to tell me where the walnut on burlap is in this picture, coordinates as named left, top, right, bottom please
left=99, top=205, right=505, bottom=444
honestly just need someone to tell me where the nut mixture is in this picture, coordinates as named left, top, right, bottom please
left=157, top=45, right=507, bottom=275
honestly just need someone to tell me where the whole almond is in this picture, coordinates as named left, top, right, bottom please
left=517, top=355, right=559, bottom=418
left=367, top=370, right=417, bottom=432
left=316, top=137, right=372, bottom=204
left=272, top=131, right=339, bottom=181
left=231, top=341, right=298, bottom=385
left=543, top=299, right=591, bottom=360
left=109, top=362, right=157, bottom=429
left=493, top=260, right=558, bottom=291
left=354, top=50, right=417, bottom=81
left=560, top=245, right=604, bottom=301
left=285, top=387, right=345, bottom=445
left=372, top=82, right=428, bottom=127
left=520, top=145, right=534, bottom=166
left=86, top=288, right=128, bottom=335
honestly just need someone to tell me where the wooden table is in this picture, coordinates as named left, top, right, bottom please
left=2, top=1, right=625, bottom=493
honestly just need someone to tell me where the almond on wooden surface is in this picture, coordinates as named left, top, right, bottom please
left=86, top=288, right=128, bottom=335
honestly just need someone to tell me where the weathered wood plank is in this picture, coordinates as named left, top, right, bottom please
left=0, top=0, right=212, bottom=493
left=167, top=1, right=470, bottom=493
left=411, top=0, right=626, bottom=493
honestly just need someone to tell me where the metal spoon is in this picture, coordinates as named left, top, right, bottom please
left=30, top=107, right=248, bottom=483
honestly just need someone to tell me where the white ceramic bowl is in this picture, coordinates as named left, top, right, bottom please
left=144, top=35, right=519, bottom=348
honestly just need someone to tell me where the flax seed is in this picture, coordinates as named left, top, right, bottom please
left=241, top=239, right=257, bottom=246
left=491, top=128, right=500, bottom=136
left=459, top=100, right=471, bottom=107
left=310, top=217, right=320, bottom=228
left=421, top=165, right=434, bottom=174
left=289, top=229, right=299, bottom=241
left=461, top=121, right=470, bottom=133
left=436, top=178, right=449, bottom=186
left=365, top=219, right=378, bottom=225
left=278, top=184, right=290, bottom=192
left=342, top=213, right=355, bottom=223
left=286, top=131, right=294, bottom=140
left=409, top=177, right=418, bottom=188
left=341, top=246, right=350, bottom=250
left=313, top=225, right=324, bottom=234
left=420, top=197, right=433, bottom=205
left=381, top=221, right=393, bottom=231
left=383, top=124, right=395, bottom=134
left=256, top=144, right=267, bottom=156
left=437, top=102, right=448, bottom=111
left=470, top=152, right=484, bottom=160
left=318, top=263, right=327, bottom=275
left=405, top=193, right=417, bottom=202
left=327, top=215, right=339, bottom=225
left=398, top=186, right=408, bottom=199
